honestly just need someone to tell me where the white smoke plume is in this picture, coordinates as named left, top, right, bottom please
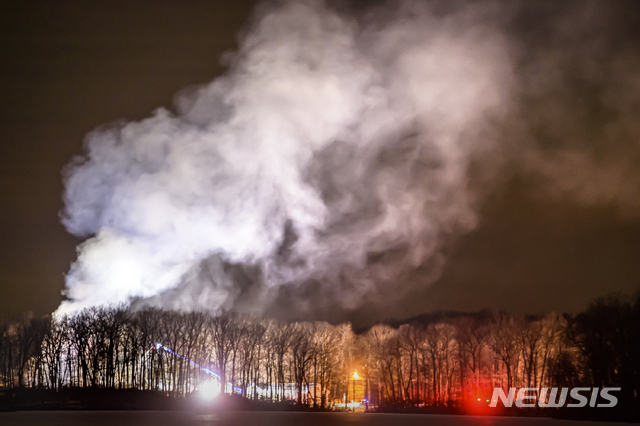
left=59, top=0, right=512, bottom=316
left=59, top=0, right=640, bottom=320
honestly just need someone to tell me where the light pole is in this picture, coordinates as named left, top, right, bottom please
left=351, top=371, right=361, bottom=412
left=352, top=375, right=355, bottom=412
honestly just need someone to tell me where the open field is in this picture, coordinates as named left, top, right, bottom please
left=0, top=412, right=637, bottom=426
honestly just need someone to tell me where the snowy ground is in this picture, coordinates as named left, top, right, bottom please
left=0, top=411, right=634, bottom=426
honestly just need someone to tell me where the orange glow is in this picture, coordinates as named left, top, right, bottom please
left=352, top=371, right=361, bottom=380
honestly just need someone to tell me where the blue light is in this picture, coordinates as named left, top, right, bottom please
left=154, top=344, right=243, bottom=394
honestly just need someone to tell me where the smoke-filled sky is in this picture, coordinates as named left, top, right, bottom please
left=2, top=0, right=640, bottom=327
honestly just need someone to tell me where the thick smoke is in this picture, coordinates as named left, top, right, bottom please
left=59, top=0, right=640, bottom=321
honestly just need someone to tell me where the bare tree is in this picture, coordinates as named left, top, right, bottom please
left=488, top=313, right=520, bottom=389
left=14, top=314, right=48, bottom=388
left=455, top=317, right=489, bottom=401
left=209, top=312, right=234, bottom=395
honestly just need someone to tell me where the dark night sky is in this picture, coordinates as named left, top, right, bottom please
left=0, top=0, right=257, bottom=319
left=1, top=0, right=639, bottom=324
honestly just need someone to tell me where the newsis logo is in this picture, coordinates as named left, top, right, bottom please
left=489, top=387, right=621, bottom=408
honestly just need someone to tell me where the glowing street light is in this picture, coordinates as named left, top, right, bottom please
left=199, top=380, right=220, bottom=401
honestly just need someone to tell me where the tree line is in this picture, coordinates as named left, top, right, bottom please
left=0, top=292, right=638, bottom=410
